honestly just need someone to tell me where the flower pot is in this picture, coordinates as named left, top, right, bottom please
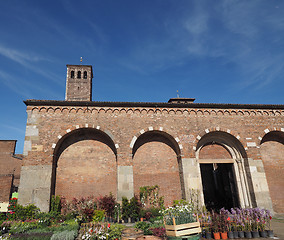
left=213, top=232, right=221, bottom=240
left=259, top=231, right=267, bottom=238
left=227, top=231, right=234, bottom=239
left=221, top=232, right=228, bottom=239
left=244, top=231, right=252, bottom=239
left=238, top=231, right=244, bottom=238
left=205, top=232, right=212, bottom=239
left=233, top=231, right=239, bottom=238
left=266, top=230, right=274, bottom=237
left=251, top=231, right=259, bottom=238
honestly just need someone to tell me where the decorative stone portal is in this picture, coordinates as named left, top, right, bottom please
left=196, top=131, right=254, bottom=210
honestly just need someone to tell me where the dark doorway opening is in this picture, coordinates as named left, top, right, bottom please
left=200, top=163, right=239, bottom=211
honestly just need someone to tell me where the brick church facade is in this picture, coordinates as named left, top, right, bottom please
left=18, top=65, right=284, bottom=214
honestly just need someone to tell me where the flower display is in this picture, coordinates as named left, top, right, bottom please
left=161, top=203, right=197, bottom=225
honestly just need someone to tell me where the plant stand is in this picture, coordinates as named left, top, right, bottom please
left=164, top=218, right=201, bottom=238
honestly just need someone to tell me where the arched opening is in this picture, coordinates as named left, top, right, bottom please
left=196, top=131, right=252, bottom=211
left=132, top=131, right=184, bottom=206
left=83, top=71, right=87, bottom=79
left=71, top=70, right=74, bottom=78
left=77, top=71, right=81, bottom=79
left=51, top=128, right=117, bottom=200
left=260, top=131, right=284, bottom=213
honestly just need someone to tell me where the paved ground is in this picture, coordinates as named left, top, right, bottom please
left=270, top=216, right=284, bottom=240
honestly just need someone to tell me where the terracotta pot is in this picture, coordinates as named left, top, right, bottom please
left=221, top=232, right=228, bottom=239
left=213, top=232, right=221, bottom=240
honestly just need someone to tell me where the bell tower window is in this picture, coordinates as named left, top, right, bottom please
left=77, top=71, right=81, bottom=79
left=83, top=71, right=87, bottom=79
left=71, top=71, right=74, bottom=78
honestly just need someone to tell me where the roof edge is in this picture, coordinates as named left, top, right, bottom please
left=24, top=99, right=284, bottom=110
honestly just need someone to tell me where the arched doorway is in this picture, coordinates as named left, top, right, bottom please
left=196, top=131, right=251, bottom=211
left=52, top=128, right=117, bottom=200
left=260, top=131, right=284, bottom=213
left=132, top=131, right=184, bottom=206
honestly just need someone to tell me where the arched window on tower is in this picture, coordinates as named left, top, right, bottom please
left=83, top=71, right=87, bottom=79
left=71, top=71, right=74, bottom=78
left=77, top=71, right=81, bottom=79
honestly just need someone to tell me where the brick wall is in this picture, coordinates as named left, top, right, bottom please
left=19, top=104, right=284, bottom=213
left=0, top=141, right=22, bottom=202
left=199, top=144, right=232, bottom=159
left=0, top=175, right=13, bottom=202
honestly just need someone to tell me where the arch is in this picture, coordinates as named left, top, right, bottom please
left=77, top=71, right=81, bottom=79
left=83, top=71, right=87, bottom=79
left=196, top=131, right=255, bottom=210
left=71, top=70, right=75, bottom=78
left=51, top=128, right=118, bottom=200
left=31, top=107, right=39, bottom=113
left=260, top=131, right=284, bottom=213
left=131, top=130, right=184, bottom=205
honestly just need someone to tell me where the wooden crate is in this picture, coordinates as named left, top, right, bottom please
left=164, top=219, right=201, bottom=237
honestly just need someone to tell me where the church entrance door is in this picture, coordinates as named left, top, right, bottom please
left=200, top=163, right=239, bottom=211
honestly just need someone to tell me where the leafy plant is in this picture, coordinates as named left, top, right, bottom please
left=7, top=204, right=40, bottom=221
left=98, top=193, right=116, bottom=218
left=121, top=197, right=130, bottom=220
left=129, top=196, right=142, bottom=221
left=150, top=227, right=166, bottom=238
left=50, top=195, right=61, bottom=215
left=108, top=223, right=126, bottom=240
left=93, top=210, right=105, bottom=222
left=140, top=185, right=164, bottom=209
left=162, top=204, right=197, bottom=225
left=135, top=221, right=152, bottom=235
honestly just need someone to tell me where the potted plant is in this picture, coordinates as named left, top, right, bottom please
left=265, top=209, right=273, bottom=237
left=211, top=212, right=220, bottom=240
left=219, top=208, right=229, bottom=239
left=122, top=197, right=130, bottom=223
left=129, top=196, right=142, bottom=223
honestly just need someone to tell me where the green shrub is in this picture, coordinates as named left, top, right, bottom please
left=135, top=221, right=152, bottom=235
left=10, top=232, right=53, bottom=240
left=50, top=196, right=61, bottom=214
left=129, top=196, right=142, bottom=220
left=50, top=230, right=77, bottom=240
left=93, top=209, right=105, bottom=222
left=9, top=220, right=39, bottom=234
left=108, top=223, right=126, bottom=240
left=7, top=204, right=40, bottom=221
left=121, top=197, right=130, bottom=220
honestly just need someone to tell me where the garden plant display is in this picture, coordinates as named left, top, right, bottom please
left=0, top=187, right=275, bottom=240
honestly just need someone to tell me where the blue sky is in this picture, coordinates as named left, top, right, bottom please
left=0, top=0, right=283, bottom=153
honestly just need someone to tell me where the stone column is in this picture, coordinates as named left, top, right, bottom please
left=117, top=166, right=134, bottom=201
left=18, top=165, right=52, bottom=212
left=248, top=159, right=273, bottom=212
left=182, top=158, right=204, bottom=205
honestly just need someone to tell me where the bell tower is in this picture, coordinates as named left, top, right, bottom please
left=65, top=64, right=93, bottom=101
